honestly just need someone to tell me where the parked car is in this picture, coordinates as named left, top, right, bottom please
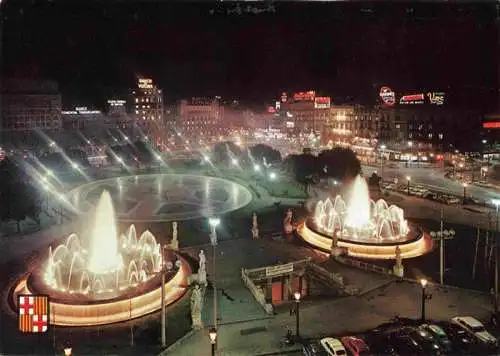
left=420, top=324, right=452, bottom=352
left=340, top=336, right=371, bottom=356
left=320, top=337, right=347, bottom=356
left=302, top=339, right=329, bottom=356
left=451, top=316, right=497, bottom=347
left=405, top=328, right=443, bottom=355
left=388, top=332, right=426, bottom=355
left=436, top=321, right=481, bottom=354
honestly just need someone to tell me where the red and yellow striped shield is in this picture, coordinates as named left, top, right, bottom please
left=18, top=294, right=49, bottom=333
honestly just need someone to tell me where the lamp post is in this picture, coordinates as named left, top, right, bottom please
left=161, top=245, right=167, bottom=347
left=209, top=328, right=217, bottom=356
left=380, top=144, right=386, bottom=180
left=492, top=199, right=500, bottom=313
left=208, top=218, right=220, bottom=331
left=463, top=182, right=468, bottom=203
left=294, top=292, right=301, bottom=339
left=429, top=209, right=456, bottom=285
left=406, top=176, right=411, bottom=195
left=482, top=166, right=489, bottom=183
left=420, top=278, right=432, bottom=321
left=63, top=341, right=72, bottom=356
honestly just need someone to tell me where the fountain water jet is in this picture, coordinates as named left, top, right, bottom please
left=43, top=190, right=163, bottom=298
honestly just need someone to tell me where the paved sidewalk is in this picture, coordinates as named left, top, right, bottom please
left=168, top=280, right=493, bottom=356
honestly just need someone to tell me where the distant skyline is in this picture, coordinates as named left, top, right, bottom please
left=2, top=2, right=498, bottom=111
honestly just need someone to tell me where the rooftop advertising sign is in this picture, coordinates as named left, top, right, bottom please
left=483, top=122, right=500, bottom=129
left=138, top=78, right=153, bottom=89
left=107, top=100, right=126, bottom=106
left=399, top=93, right=425, bottom=105
left=379, top=86, right=396, bottom=106
left=314, top=97, right=331, bottom=109
left=427, top=92, right=445, bottom=106
left=293, top=90, right=316, bottom=102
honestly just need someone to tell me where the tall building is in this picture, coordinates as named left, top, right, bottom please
left=131, top=78, right=165, bottom=148
left=177, top=97, right=224, bottom=139
left=1, top=79, right=62, bottom=131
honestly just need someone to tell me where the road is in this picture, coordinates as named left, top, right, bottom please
left=362, top=163, right=500, bottom=204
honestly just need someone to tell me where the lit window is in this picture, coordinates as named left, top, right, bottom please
left=135, top=110, right=139, bottom=114
left=135, top=98, right=138, bottom=103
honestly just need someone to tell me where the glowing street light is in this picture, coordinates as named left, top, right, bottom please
left=294, top=292, right=301, bottom=338
left=492, top=199, right=500, bottom=312
left=420, top=278, right=431, bottom=321
left=254, top=164, right=261, bottom=172
left=209, top=327, right=217, bottom=356
left=269, top=172, right=277, bottom=180
left=231, top=158, right=238, bottom=165
left=204, top=156, right=210, bottom=162
left=208, top=217, right=220, bottom=333
left=71, top=162, right=79, bottom=170
left=64, top=345, right=72, bottom=356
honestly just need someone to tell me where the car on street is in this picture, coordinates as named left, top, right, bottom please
left=405, top=328, right=443, bottom=355
left=420, top=324, right=452, bottom=352
left=320, top=337, right=347, bottom=356
left=340, top=336, right=371, bottom=356
left=302, top=339, right=329, bottom=356
left=436, top=320, right=482, bottom=354
left=451, top=316, right=498, bottom=347
left=388, top=332, right=426, bottom=355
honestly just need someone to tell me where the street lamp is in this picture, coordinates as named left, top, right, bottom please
left=254, top=164, right=260, bottom=172
left=462, top=182, right=468, bottom=203
left=63, top=342, right=72, bottom=356
left=420, top=278, right=432, bottom=321
left=380, top=144, right=386, bottom=180
left=492, top=199, right=500, bottom=312
left=269, top=172, right=277, bottom=180
left=406, top=176, right=411, bottom=195
left=429, top=211, right=456, bottom=285
left=209, top=327, right=217, bottom=356
left=293, top=291, right=301, bottom=339
left=208, top=218, right=220, bottom=332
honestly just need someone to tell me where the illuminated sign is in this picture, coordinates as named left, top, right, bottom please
left=138, top=78, right=153, bottom=89
left=483, top=122, right=500, bottom=129
left=427, top=92, right=445, bottom=106
left=275, top=101, right=281, bottom=110
left=314, top=97, right=331, bottom=109
left=399, top=93, right=424, bottom=104
left=62, top=107, right=101, bottom=115
left=281, top=92, right=288, bottom=103
left=293, top=91, right=316, bottom=102
left=107, top=100, right=126, bottom=106
left=286, top=121, right=295, bottom=128
left=379, top=87, right=396, bottom=106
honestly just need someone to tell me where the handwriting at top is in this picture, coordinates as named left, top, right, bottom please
left=210, top=4, right=277, bottom=16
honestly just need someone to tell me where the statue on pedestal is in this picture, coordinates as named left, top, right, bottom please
left=284, top=209, right=293, bottom=234
left=251, top=213, right=259, bottom=239
left=170, top=221, right=179, bottom=250
left=393, top=245, right=404, bottom=278
left=190, top=284, right=203, bottom=329
left=198, top=249, right=206, bottom=271
left=198, top=262, right=207, bottom=286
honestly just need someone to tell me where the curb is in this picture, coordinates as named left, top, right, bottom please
left=158, top=328, right=199, bottom=355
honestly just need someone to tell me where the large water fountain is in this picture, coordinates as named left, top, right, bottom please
left=10, top=190, right=190, bottom=326
left=298, top=175, right=432, bottom=259
left=314, top=176, right=410, bottom=243
left=44, top=191, right=163, bottom=299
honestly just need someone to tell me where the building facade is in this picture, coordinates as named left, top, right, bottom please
left=132, top=78, right=165, bottom=147
left=1, top=79, right=62, bottom=131
left=177, top=97, right=224, bottom=139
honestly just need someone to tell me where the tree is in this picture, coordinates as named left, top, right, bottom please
left=283, top=153, right=318, bottom=193
left=368, top=172, right=382, bottom=191
left=0, top=158, right=40, bottom=233
left=213, top=141, right=243, bottom=165
left=318, top=147, right=361, bottom=181
left=249, top=144, right=282, bottom=165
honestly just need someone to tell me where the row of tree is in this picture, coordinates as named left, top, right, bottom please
left=212, top=142, right=282, bottom=166
left=106, top=140, right=160, bottom=166
left=0, top=158, right=41, bottom=233
left=283, top=147, right=362, bottom=192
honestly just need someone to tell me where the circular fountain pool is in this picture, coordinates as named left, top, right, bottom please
left=298, top=176, right=433, bottom=259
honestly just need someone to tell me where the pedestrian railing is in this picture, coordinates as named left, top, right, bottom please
left=335, top=256, right=392, bottom=275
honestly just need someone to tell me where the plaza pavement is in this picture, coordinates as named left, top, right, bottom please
left=167, top=238, right=494, bottom=356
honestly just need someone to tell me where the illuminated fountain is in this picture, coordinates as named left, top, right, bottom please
left=298, top=175, right=432, bottom=259
left=11, top=190, right=191, bottom=326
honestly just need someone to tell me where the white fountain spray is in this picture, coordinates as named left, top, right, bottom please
left=345, top=175, right=371, bottom=228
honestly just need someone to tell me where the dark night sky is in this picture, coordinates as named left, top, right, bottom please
left=2, top=1, right=498, bottom=111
